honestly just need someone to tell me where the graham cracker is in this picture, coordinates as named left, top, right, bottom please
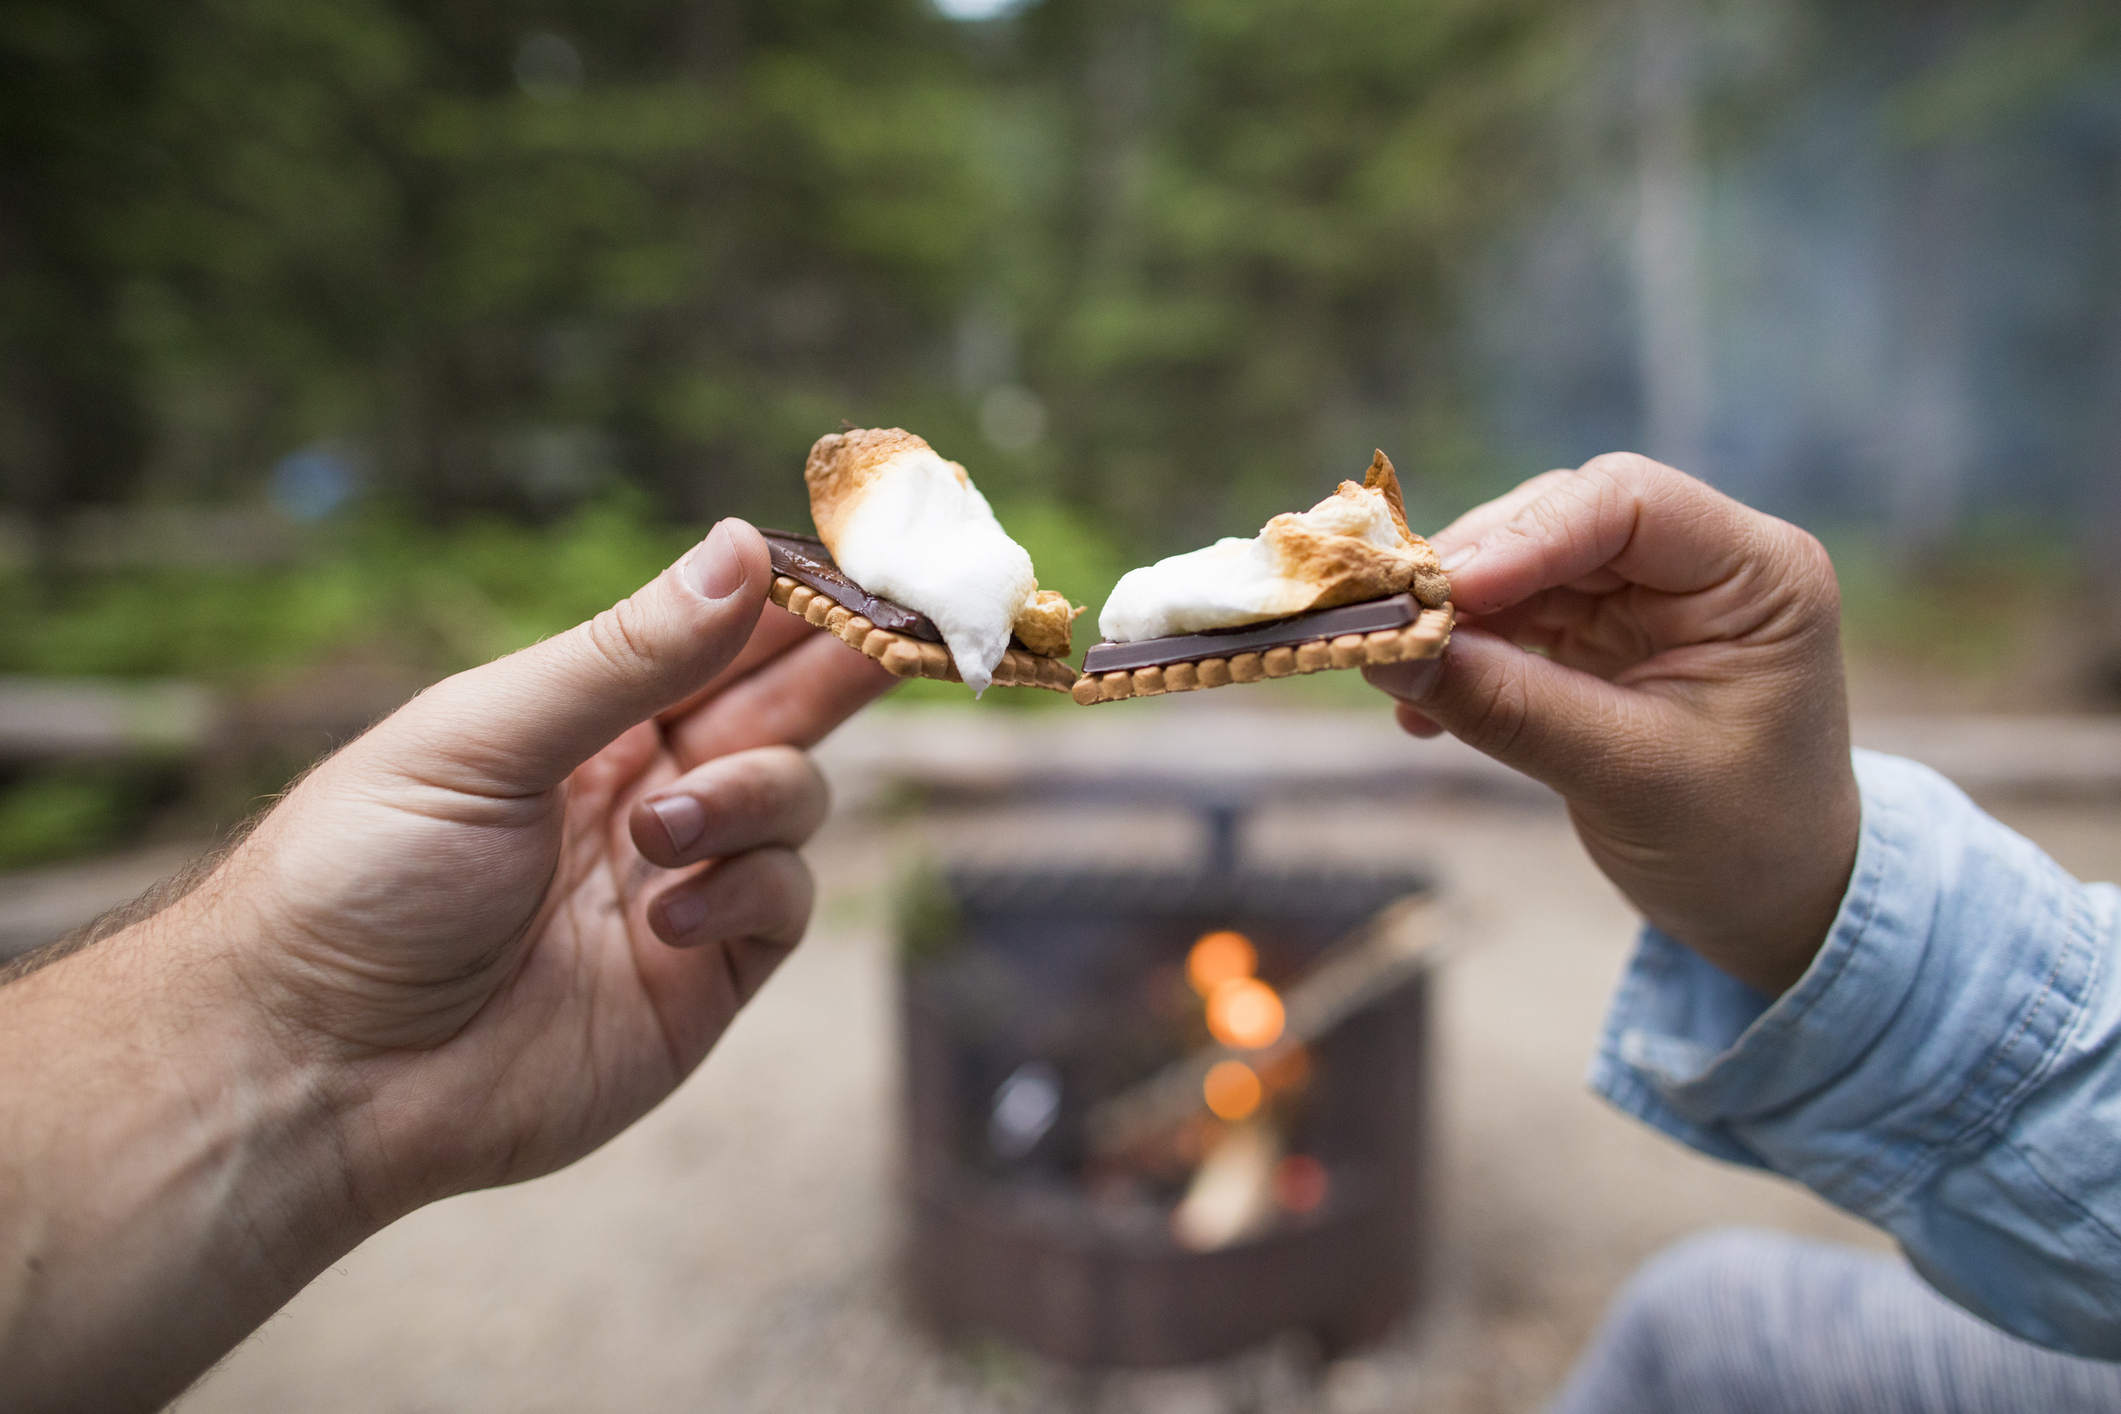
left=769, top=576, right=1078, bottom=692
left=1070, top=605, right=1454, bottom=705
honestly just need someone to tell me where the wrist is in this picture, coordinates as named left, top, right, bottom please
left=1611, top=749, right=1862, bottom=997
left=0, top=898, right=381, bottom=1411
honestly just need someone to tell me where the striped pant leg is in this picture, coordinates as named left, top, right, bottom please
left=1546, top=1227, right=2121, bottom=1414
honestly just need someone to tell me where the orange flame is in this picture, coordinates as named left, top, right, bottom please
left=1187, top=931, right=1256, bottom=996
left=1205, top=977, right=1285, bottom=1050
left=1202, top=1059, right=1262, bottom=1120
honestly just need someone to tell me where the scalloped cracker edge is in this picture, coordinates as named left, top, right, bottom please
left=770, top=575, right=1078, bottom=693
left=1070, top=605, right=1455, bottom=705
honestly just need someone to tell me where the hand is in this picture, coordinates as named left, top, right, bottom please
left=1365, top=454, right=1859, bottom=995
left=0, top=519, right=894, bottom=1410
left=223, top=518, right=897, bottom=1205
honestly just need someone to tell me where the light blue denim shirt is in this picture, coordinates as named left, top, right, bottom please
left=1592, top=748, right=2121, bottom=1359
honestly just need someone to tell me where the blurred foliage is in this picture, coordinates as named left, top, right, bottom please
left=985, top=0, right=1570, bottom=547
left=0, top=762, right=180, bottom=868
left=1889, top=0, right=2121, bottom=142
left=1828, top=525, right=2080, bottom=676
left=0, top=494, right=1134, bottom=715
left=10, top=0, right=2102, bottom=541
left=0, top=0, right=1578, bottom=556
left=0, top=498, right=689, bottom=682
left=5, top=0, right=2113, bottom=542
left=0, top=0, right=988, bottom=529
left=893, top=856, right=963, bottom=964
left=0, top=499, right=698, bottom=865
left=0, top=0, right=2110, bottom=738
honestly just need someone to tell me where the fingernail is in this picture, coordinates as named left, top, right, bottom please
left=1364, top=657, right=1443, bottom=702
left=1440, top=541, right=1482, bottom=573
left=682, top=520, right=747, bottom=601
left=659, top=889, right=710, bottom=940
left=648, top=794, right=707, bottom=854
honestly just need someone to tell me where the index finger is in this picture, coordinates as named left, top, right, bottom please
left=654, top=607, right=817, bottom=728
left=1444, top=453, right=1772, bottom=618
left=661, top=628, right=896, bottom=770
left=1429, top=467, right=1578, bottom=553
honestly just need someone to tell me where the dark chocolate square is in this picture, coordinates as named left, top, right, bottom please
left=760, top=529, right=943, bottom=643
left=1080, top=593, right=1420, bottom=675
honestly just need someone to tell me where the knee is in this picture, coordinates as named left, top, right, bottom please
left=1619, top=1228, right=1786, bottom=1317
left=1597, top=1229, right=1801, bottom=1370
left=1547, top=1229, right=1801, bottom=1414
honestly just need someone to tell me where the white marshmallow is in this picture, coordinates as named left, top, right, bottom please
left=827, top=447, right=1036, bottom=695
left=1099, top=485, right=1405, bottom=642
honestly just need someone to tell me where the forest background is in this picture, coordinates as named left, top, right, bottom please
left=0, top=0, right=2117, bottom=861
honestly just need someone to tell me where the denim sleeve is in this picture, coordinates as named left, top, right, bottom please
left=1590, top=748, right=2121, bottom=1359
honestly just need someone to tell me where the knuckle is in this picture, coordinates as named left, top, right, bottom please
left=1778, top=525, right=1844, bottom=623
left=1516, top=470, right=1626, bottom=570
left=709, top=752, right=781, bottom=818
left=710, top=747, right=823, bottom=824
left=748, top=849, right=815, bottom=931
left=754, top=743, right=824, bottom=797
left=677, top=848, right=814, bottom=944
left=581, top=597, right=661, bottom=681
left=1458, top=653, right=1530, bottom=757
left=1788, top=526, right=1838, bottom=589
left=725, top=845, right=810, bottom=911
left=1583, top=451, right=1694, bottom=506
left=1578, top=450, right=1659, bottom=484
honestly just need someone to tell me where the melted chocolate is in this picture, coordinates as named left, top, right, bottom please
left=760, top=530, right=945, bottom=642
left=1081, top=593, right=1421, bottom=674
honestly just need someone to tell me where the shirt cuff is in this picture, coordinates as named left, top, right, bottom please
left=1588, top=749, right=2099, bottom=1217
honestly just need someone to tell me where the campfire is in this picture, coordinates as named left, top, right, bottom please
left=899, top=784, right=1440, bottom=1368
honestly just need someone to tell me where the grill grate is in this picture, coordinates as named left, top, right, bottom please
left=903, top=842, right=1438, bottom=1367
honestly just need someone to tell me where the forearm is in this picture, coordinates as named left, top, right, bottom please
left=0, top=905, right=376, bottom=1412
left=1592, top=751, right=2121, bottom=1355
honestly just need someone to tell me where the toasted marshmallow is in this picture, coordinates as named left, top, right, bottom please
left=1099, top=451, right=1449, bottom=643
left=806, top=429, right=1061, bottom=694
left=1012, top=589, right=1082, bottom=659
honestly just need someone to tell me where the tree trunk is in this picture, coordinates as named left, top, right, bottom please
left=1628, top=0, right=1714, bottom=477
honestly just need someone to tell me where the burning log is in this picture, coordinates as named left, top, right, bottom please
left=1086, top=896, right=1447, bottom=1159
left=1172, top=1121, right=1281, bottom=1251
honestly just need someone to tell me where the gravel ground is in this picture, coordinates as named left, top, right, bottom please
left=15, top=701, right=2109, bottom=1414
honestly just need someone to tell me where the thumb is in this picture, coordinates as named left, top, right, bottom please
left=1364, top=626, right=1674, bottom=801
left=377, top=519, right=772, bottom=794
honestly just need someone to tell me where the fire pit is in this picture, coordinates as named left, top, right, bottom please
left=900, top=788, right=1438, bottom=1368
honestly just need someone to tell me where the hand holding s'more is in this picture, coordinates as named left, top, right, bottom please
left=1364, top=452, right=1858, bottom=997
left=1072, top=451, right=1454, bottom=704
